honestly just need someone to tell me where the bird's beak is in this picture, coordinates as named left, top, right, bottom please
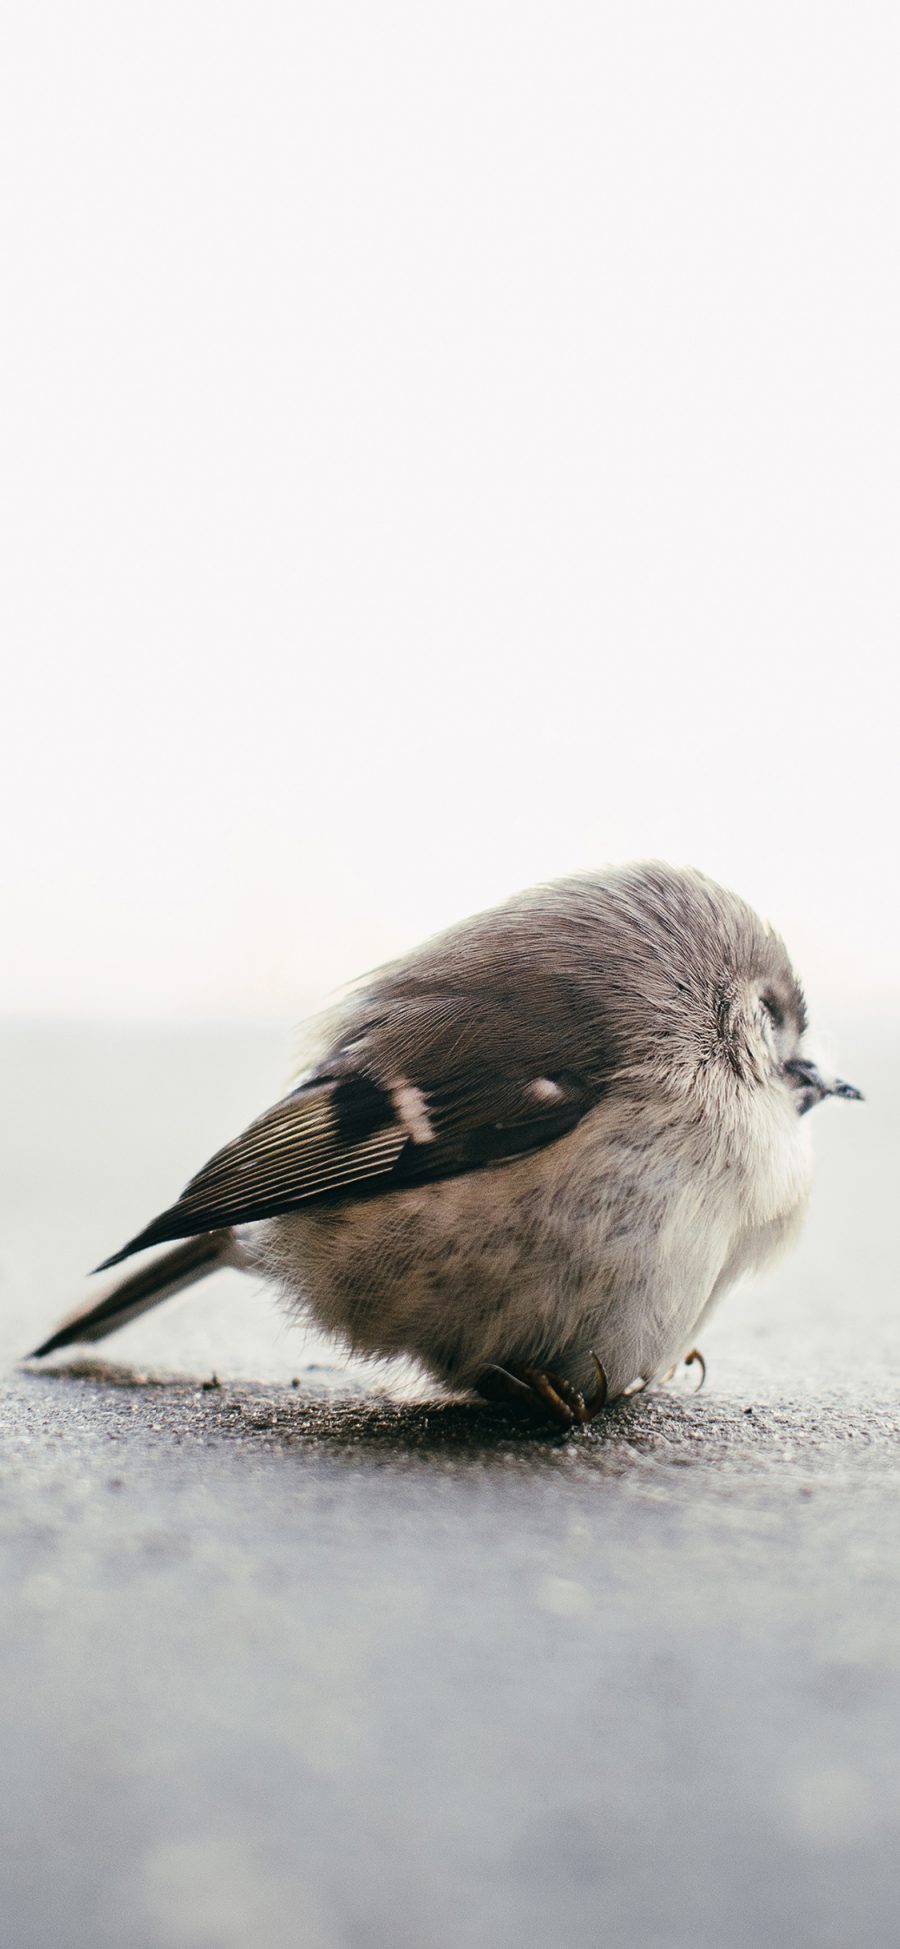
left=783, top=1058, right=864, bottom=1113
left=827, top=1076, right=864, bottom=1101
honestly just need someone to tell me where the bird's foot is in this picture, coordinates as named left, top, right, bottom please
left=657, top=1347, right=707, bottom=1392
left=478, top=1352, right=608, bottom=1428
left=683, top=1347, right=706, bottom=1390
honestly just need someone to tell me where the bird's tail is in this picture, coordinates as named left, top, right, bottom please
left=28, top=1230, right=233, bottom=1358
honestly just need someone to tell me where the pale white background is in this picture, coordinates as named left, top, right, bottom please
left=3, top=1, right=898, bottom=1026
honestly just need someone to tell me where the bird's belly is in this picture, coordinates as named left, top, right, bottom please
left=252, top=1103, right=752, bottom=1399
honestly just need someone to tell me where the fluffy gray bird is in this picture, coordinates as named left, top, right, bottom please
left=30, top=864, right=861, bottom=1424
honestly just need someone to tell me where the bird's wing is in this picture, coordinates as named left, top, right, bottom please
left=96, top=995, right=603, bottom=1269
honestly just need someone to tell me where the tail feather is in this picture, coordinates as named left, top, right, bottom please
left=29, top=1230, right=232, bottom=1358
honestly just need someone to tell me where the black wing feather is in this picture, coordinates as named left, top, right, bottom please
left=95, top=1078, right=409, bottom=1268
left=94, top=991, right=606, bottom=1271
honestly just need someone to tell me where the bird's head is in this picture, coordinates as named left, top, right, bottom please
left=740, top=957, right=863, bottom=1117
left=602, top=864, right=864, bottom=1120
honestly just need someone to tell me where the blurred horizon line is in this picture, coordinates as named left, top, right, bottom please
left=2, top=1002, right=894, bottom=1034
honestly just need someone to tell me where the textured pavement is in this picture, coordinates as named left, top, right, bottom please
left=4, top=1364, right=900, bottom=1949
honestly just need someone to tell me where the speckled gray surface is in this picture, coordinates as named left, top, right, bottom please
left=2, top=1022, right=899, bottom=1947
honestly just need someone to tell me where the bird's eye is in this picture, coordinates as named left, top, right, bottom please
left=760, top=994, right=784, bottom=1030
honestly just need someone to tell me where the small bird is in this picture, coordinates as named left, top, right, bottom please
left=30, top=864, right=862, bottom=1425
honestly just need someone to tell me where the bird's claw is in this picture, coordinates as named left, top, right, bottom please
left=585, top=1351, right=609, bottom=1415
left=621, top=1349, right=706, bottom=1397
left=683, top=1347, right=706, bottom=1391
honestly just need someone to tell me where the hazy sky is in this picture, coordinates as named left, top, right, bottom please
left=3, top=2, right=898, bottom=1022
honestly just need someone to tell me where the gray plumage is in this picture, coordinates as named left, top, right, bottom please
left=30, top=863, right=861, bottom=1414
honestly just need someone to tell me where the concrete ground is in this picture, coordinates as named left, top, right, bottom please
left=2, top=1022, right=899, bottom=1947
left=4, top=1366, right=900, bottom=1949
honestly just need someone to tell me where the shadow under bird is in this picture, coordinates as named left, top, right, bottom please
left=30, top=863, right=862, bottom=1426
